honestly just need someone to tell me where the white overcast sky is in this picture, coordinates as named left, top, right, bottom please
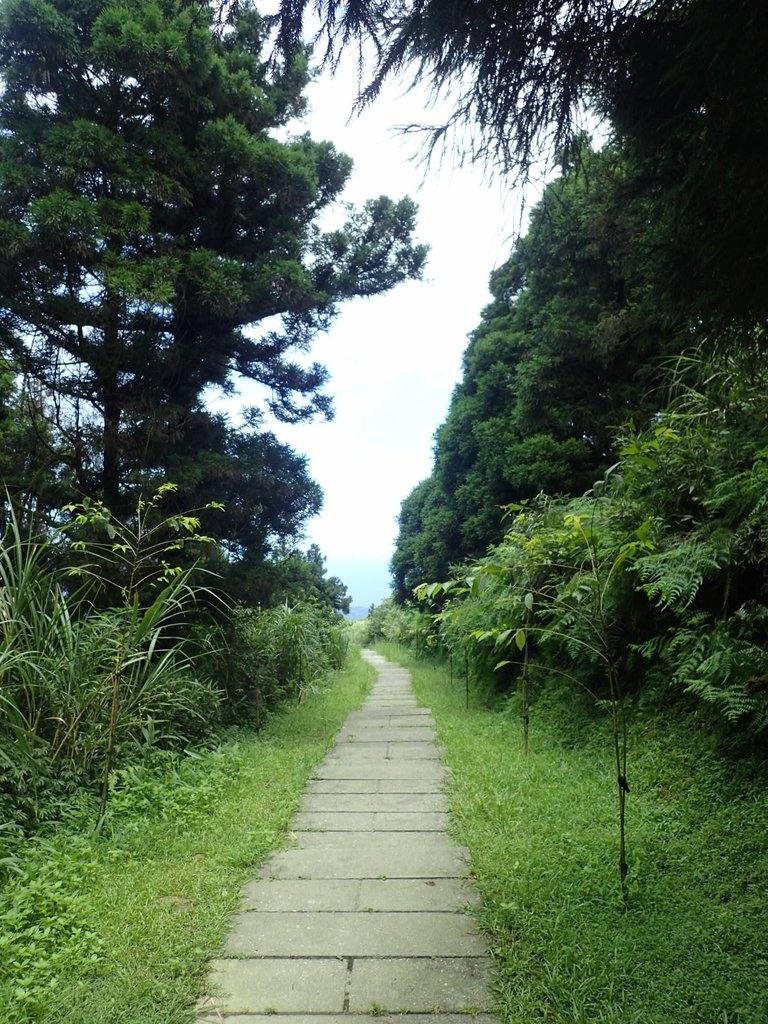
left=225, top=56, right=530, bottom=607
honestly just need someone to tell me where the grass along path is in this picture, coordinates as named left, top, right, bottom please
left=1, top=649, right=375, bottom=1024
left=376, top=643, right=768, bottom=1024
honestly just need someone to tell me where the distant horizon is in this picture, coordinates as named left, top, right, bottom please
left=259, top=56, right=519, bottom=609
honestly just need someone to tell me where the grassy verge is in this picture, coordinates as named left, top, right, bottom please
left=1, top=649, right=375, bottom=1024
left=376, top=642, right=768, bottom=1024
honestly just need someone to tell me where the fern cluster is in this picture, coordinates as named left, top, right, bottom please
left=402, top=349, right=768, bottom=739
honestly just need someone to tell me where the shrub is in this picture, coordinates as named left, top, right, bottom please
left=217, top=602, right=351, bottom=726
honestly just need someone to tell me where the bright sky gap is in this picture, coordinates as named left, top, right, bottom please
left=213, top=54, right=525, bottom=608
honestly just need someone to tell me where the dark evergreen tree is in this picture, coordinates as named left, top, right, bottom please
left=268, top=543, right=351, bottom=613
left=0, top=358, right=72, bottom=525
left=273, top=0, right=768, bottom=328
left=390, top=477, right=456, bottom=603
left=0, top=0, right=427, bottom=527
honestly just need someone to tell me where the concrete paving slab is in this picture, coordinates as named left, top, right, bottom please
left=260, top=841, right=468, bottom=879
left=383, top=716, right=435, bottom=727
left=367, top=684, right=415, bottom=688
left=358, top=878, right=480, bottom=912
left=225, top=911, right=486, bottom=957
left=300, top=792, right=448, bottom=813
left=321, top=745, right=440, bottom=762
left=198, top=1015, right=499, bottom=1024
left=243, top=880, right=479, bottom=913
left=293, top=811, right=448, bottom=831
left=384, top=742, right=441, bottom=759
left=320, top=744, right=441, bottom=762
left=367, top=690, right=413, bottom=695
left=293, top=811, right=378, bottom=831
left=329, top=740, right=394, bottom=751
left=345, top=709, right=432, bottom=721
left=371, top=699, right=420, bottom=704
left=293, top=831, right=460, bottom=853
left=335, top=736, right=390, bottom=744
left=360, top=707, right=420, bottom=713
left=365, top=683, right=412, bottom=689
left=318, top=752, right=396, bottom=765
left=338, top=729, right=437, bottom=742
left=314, top=761, right=443, bottom=781
left=306, top=778, right=446, bottom=795
left=375, top=779, right=445, bottom=793
left=206, top=958, right=347, bottom=1013
left=307, top=779, right=381, bottom=794
left=372, top=811, right=448, bottom=831
left=326, top=743, right=439, bottom=760
left=241, top=878, right=360, bottom=911
left=348, top=958, right=492, bottom=1013
left=343, top=721, right=435, bottom=732
left=385, top=708, right=434, bottom=716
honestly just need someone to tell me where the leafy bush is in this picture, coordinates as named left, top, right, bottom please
left=411, top=349, right=768, bottom=740
left=0, top=837, right=102, bottom=1022
left=399, top=350, right=768, bottom=889
left=360, top=598, right=434, bottom=652
left=217, top=601, right=351, bottom=725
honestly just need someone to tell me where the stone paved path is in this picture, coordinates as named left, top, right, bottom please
left=197, top=650, right=495, bottom=1024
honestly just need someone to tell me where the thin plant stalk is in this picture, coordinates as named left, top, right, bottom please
left=522, top=610, right=530, bottom=757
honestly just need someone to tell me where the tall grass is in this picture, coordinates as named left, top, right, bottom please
left=1, top=485, right=357, bottom=861
left=218, top=601, right=351, bottom=726
left=0, top=650, right=375, bottom=1024
left=0, top=497, right=221, bottom=844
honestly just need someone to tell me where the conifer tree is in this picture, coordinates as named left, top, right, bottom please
left=0, top=0, right=426, bottom=525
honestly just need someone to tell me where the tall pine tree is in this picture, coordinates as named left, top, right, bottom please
left=0, top=0, right=426, bottom=534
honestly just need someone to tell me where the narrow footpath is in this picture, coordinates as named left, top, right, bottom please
left=197, top=650, right=496, bottom=1023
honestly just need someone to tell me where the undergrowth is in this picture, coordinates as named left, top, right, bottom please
left=377, top=643, right=768, bottom=1024
left=0, top=649, right=374, bottom=1024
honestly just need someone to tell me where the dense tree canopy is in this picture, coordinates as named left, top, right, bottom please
left=0, top=0, right=426, bottom=599
left=391, top=143, right=680, bottom=597
left=273, top=0, right=768, bottom=328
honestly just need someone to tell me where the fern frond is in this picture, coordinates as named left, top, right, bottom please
left=634, top=538, right=722, bottom=610
left=676, top=633, right=768, bottom=727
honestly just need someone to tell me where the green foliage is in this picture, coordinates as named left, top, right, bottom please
left=397, top=351, right=768, bottom=892
left=0, top=651, right=374, bottom=1024
left=0, top=838, right=103, bottom=1021
left=619, top=350, right=768, bottom=732
left=391, top=142, right=678, bottom=592
left=416, top=482, right=655, bottom=887
left=360, top=598, right=434, bottom=653
left=393, top=644, right=768, bottom=1024
left=235, top=542, right=351, bottom=612
left=0, top=487, right=223, bottom=837
left=217, top=600, right=350, bottom=726
left=408, top=349, right=768, bottom=742
left=0, top=363, right=70, bottom=518
left=140, top=417, right=326, bottom=596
